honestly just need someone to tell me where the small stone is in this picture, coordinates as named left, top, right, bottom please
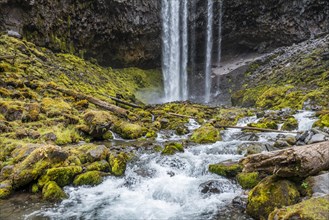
left=307, top=133, right=326, bottom=144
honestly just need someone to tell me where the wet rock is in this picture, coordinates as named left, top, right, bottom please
left=273, top=140, right=290, bottom=149
left=86, top=160, right=110, bottom=172
left=109, top=152, right=130, bottom=176
left=87, top=145, right=109, bottom=162
left=199, top=180, right=228, bottom=194
left=112, top=121, right=145, bottom=140
left=281, top=117, right=298, bottom=131
left=232, top=195, right=248, bottom=210
left=247, top=176, right=300, bottom=220
left=305, top=172, right=329, bottom=197
left=237, top=143, right=275, bottom=155
left=307, top=133, right=326, bottom=144
left=38, top=166, right=83, bottom=188
left=134, top=168, right=155, bottom=178
left=83, top=110, right=115, bottom=139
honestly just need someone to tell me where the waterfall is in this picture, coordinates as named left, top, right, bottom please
left=161, top=0, right=188, bottom=102
left=217, top=0, right=223, bottom=66
left=205, top=0, right=214, bottom=103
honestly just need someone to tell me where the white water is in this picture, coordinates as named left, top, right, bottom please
left=161, top=0, right=188, bottom=102
left=27, top=143, right=243, bottom=220
left=205, top=0, right=214, bottom=103
left=217, top=0, right=223, bottom=67
left=294, top=111, right=317, bottom=131
left=24, top=112, right=318, bottom=220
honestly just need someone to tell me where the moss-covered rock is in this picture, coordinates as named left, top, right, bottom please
left=0, top=180, right=13, bottom=199
left=282, top=117, right=298, bottom=131
left=209, top=162, right=242, bottom=178
left=109, top=152, right=130, bottom=176
left=269, top=195, right=329, bottom=220
left=246, top=176, right=300, bottom=220
left=86, top=145, right=109, bottom=162
left=38, top=166, right=83, bottom=187
left=83, top=110, right=116, bottom=139
left=86, top=160, right=110, bottom=172
left=42, top=181, right=67, bottom=201
left=73, top=171, right=103, bottom=186
left=249, top=118, right=279, bottom=130
left=190, top=125, right=221, bottom=144
left=236, top=172, right=260, bottom=189
left=161, top=142, right=184, bottom=155
left=113, top=121, right=145, bottom=139
left=12, top=145, right=68, bottom=189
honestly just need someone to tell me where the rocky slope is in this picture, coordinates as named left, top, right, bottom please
left=1, top=0, right=328, bottom=68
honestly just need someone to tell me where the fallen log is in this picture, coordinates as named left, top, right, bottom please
left=108, top=95, right=142, bottom=109
left=215, top=125, right=299, bottom=134
left=241, top=141, right=329, bottom=178
left=47, top=84, right=128, bottom=117
left=168, top=112, right=193, bottom=118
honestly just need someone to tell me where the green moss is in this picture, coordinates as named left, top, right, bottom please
left=73, top=171, right=103, bottom=186
left=102, top=131, right=114, bottom=140
left=0, top=180, right=13, bottom=199
left=247, top=176, right=300, bottom=220
left=249, top=118, right=278, bottom=130
left=38, top=166, right=82, bottom=187
left=269, top=195, right=329, bottom=220
left=209, top=163, right=242, bottom=177
left=42, top=181, right=67, bottom=201
left=113, top=121, right=145, bottom=139
left=282, top=117, right=298, bottom=131
left=161, top=142, right=184, bottom=155
left=109, top=152, right=130, bottom=176
left=54, top=125, right=82, bottom=145
left=31, top=183, right=39, bottom=193
left=86, top=160, right=110, bottom=172
left=41, top=98, right=71, bottom=117
left=190, top=125, right=221, bottom=144
left=236, top=172, right=260, bottom=189
left=313, top=113, right=329, bottom=128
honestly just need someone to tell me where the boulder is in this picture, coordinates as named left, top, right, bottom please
left=190, top=125, right=222, bottom=144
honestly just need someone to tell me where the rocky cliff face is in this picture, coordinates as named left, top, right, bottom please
left=0, top=0, right=328, bottom=68
left=0, top=0, right=161, bottom=68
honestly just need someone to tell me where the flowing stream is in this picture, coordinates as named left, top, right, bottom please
left=0, top=112, right=317, bottom=220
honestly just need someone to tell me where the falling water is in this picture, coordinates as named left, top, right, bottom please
left=205, top=0, right=214, bottom=103
left=217, top=0, right=223, bottom=66
left=161, top=0, right=188, bottom=102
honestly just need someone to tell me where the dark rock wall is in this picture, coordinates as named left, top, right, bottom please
left=0, top=0, right=161, bottom=68
left=0, top=0, right=328, bottom=68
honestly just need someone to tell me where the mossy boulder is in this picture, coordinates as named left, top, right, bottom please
left=12, top=145, right=68, bottom=189
left=109, top=152, right=130, bottom=176
left=83, top=110, right=116, bottom=139
left=42, top=181, right=67, bottom=201
left=282, top=117, right=298, bottom=131
left=86, top=145, right=109, bottom=162
left=113, top=121, right=145, bottom=139
left=0, top=180, right=13, bottom=199
left=38, top=166, right=83, bottom=188
left=249, top=118, right=279, bottom=130
left=73, top=171, right=103, bottom=186
left=269, top=195, right=329, bottom=220
left=209, top=162, right=242, bottom=178
left=161, top=142, right=184, bottom=155
left=236, top=172, right=260, bottom=189
left=190, top=125, right=221, bottom=144
left=247, top=176, right=300, bottom=220
left=41, top=98, right=71, bottom=117
left=86, top=160, right=110, bottom=172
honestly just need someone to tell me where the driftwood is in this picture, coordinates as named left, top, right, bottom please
left=216, top=125, right=299, bottom=134
left=241, top=141, right=329, bottom=178
left=108, top=95, right=142, bottom=109
left=49, top=85, right=128, bottom=117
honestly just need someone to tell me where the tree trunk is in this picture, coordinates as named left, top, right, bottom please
left=240, top=141, right=329, bottom=178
